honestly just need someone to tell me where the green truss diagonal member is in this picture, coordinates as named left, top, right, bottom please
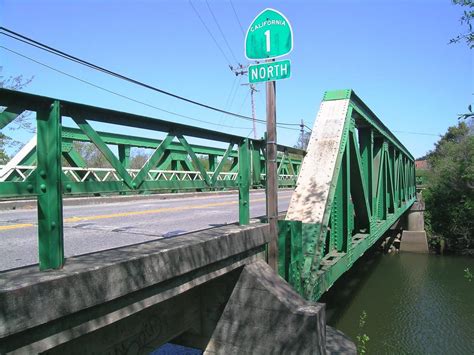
left=72, top=116, right=134, bottom=188
left=133, top=134, right=175, bottom=188
left=210, top=142, right=234, bottom=186
left=177, top=135, right=211, bottom=186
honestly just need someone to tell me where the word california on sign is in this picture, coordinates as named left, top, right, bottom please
left=249, top=18, right=287, bottom=32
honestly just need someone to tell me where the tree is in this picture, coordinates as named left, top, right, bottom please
left=450, top=0, right=474, bottom=48
left=0, top=133, right=8, bottom=164
left=424, top=119, right=474, bottom=254
left=458, top=103, right=474, bottom=121
left=72, top=141, right=111, bottom=168
left=130, top=150, right=151, bottom=169
left=0, top=67, right=35, bottom=162
left=295, top=131, right=311, bottom=150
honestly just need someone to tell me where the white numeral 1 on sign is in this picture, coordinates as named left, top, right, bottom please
left=264, top=30, right=270, bottom=52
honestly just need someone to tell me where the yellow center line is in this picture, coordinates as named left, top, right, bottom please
left=0, top=195, right=291, bottom=232
left=0, top=223, right=35, bottom=231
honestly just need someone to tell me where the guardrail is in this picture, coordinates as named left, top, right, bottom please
left=0, top=88, right=305, bottom=270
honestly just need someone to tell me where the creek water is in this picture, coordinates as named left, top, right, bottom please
left=321, top=251, right=474, bottom=354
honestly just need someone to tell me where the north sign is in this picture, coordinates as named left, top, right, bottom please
left=245, top=8, right=293, bottom=60
left=248, top=60, right=291, bottom=83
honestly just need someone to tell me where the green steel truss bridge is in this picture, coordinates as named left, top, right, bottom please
left=280, top=89, right=416, bottom=300
left=0, top=87, right=416, bottom=301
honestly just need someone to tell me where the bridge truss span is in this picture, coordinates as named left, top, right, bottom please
left=279, top=89, right=417, bottom=301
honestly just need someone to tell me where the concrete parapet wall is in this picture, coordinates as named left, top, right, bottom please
left=0, top=223, right=270, bottom=353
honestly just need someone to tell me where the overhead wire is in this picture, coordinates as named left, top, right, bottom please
left=227, top=76, right=242, bottom=111
left=205, top=0, right=238, bottom=63
left=0, top=27, right=304, bottom=131
left=393, top=130, right=439, bottom=137
left=0, top=27, right=252, bottom=122
left=223, top=76, right=238, bottom=110
left=217, top=76, right=238, bottom=125
left=237, top=89, right=250, bottom=114
left=188, top=1, right=232, bottom=65
left=0, top=46, right=251, bottom=130
left=229, top=0, right=246, bottom=37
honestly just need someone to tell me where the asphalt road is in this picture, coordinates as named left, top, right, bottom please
left=0, top=190, right=293, bottom=271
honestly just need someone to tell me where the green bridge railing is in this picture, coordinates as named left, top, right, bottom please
left=0, top=88, right=305, bottom=270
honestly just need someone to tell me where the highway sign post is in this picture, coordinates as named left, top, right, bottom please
left=245, top=8, right=293, bottom=271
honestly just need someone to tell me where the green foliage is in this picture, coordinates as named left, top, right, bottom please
left=458, top=104, right=474, bottom=121
left=424, top=121, right=474, bottom=254
left=295, top=131, right=311, bottom=150
left=72, top=141, right=111, bottom=168
left=465, top=267, right=473, bottom=281
left=356, top=310, right=370, bottom=354
left=416, top=168, right=430, bottom=186
left=0, top=68, right=35, bottom=160
left=450, top=0, right=474, bottom=48
left=0, top=133, right=9, bottom=164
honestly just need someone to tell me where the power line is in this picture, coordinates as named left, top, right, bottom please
left=205, top=0, right=239, bottom=63
left=0, top=27, right=304, bottom=131
left=217, top=76, right=238, bottom=126
left=0, top=46, right=301, bottom=134
left=188, top=0, right=232, bottom=65
left=0, top=26, right=253, bottom=122
left=237, top=89, right=250, bottom=114
left=393, top=130, right=439, bottom=137
left=229, top=0, right=246, bottom=37
left=228, top=75, right=242, bottom=111
left=0, top=46, right=251, bottom=130
left=223, top=76, right=238, bottom=110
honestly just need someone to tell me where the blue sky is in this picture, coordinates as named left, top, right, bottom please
left=1, top=0, right=472, bottom=158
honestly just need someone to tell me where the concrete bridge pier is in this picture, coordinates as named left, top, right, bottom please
left=400, top=194, right=429, bottom=253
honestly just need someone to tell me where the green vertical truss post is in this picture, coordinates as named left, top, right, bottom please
left=118, top=144, right=131, bottom=169
left=36, top=100, right=64, bottom=270
left=208, top=154, right=216, bottom=172
left=238, top=138, right=250, bottom=225
left=250, top=141, right=261, bottom=187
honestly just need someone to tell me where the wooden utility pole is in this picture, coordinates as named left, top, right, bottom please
left=249, top=84, right=258, bottom=139
left=231, top=64, right=259, bottom=139
left=266, top=77, right=278, bottom=271
left=300, top=119, right=305, bottom=144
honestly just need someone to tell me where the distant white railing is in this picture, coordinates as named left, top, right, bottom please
left=0, top=165, right=240, bottom=183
